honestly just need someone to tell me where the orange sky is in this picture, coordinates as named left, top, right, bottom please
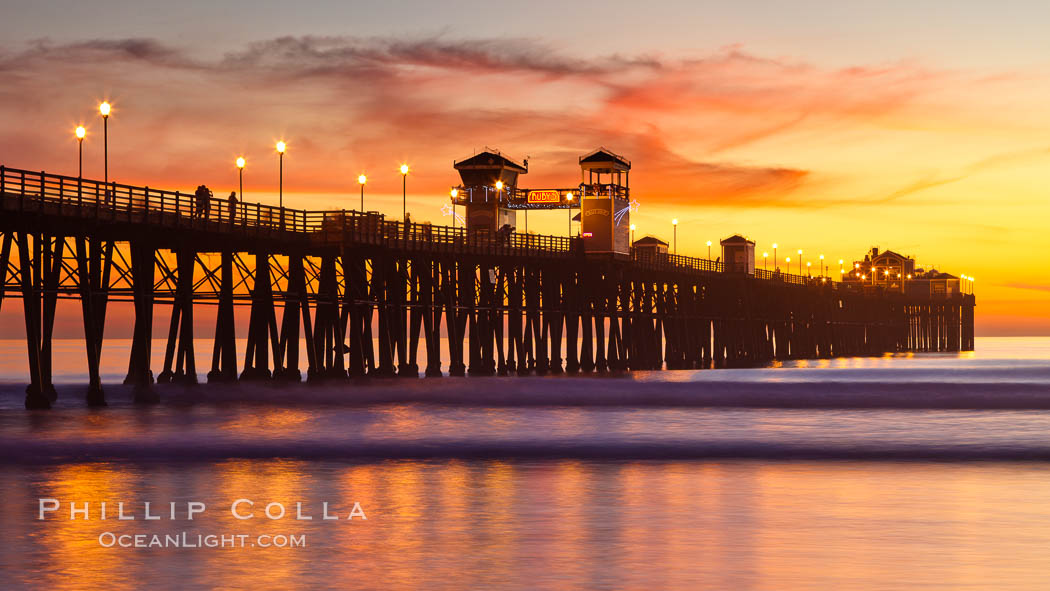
left=1, top=37, right=1048, bottom=334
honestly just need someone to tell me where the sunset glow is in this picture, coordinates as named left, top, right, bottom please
left=0, top=3, right=1046, bottom=334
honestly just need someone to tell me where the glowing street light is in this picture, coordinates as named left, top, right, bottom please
left=819, top=254, right=825, bottom=277
left=236, top=156, right=245, bottom=202
left=807, top=261, right=812, bottom=276
left=450, top=188, right=458, bottom=228
left=797, top=249, right=803, bottom=275
left=75, top=126, right=86, bottom=178
left=707, top=240, right=712, bottom=259
left=99, top=101, right=111, bottom=186
left=763, top=251, right=768, bottom=271
left=672, top=218, right=678, bottom=255
left=630, top=223, right=636, bottom=245
left=275, top=142, right=286, bottom=225
left=772, top=243, right=778, bottom=271
left=358, top=174, right=367, bottom=211
left=400, top=163, right=409, bottom=222
left=566, top=191, right=574, bottom=236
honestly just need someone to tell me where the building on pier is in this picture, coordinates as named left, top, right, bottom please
left=720, top=234, right=756, bottom=274
left=452, top=149, right=526, bottom=233
left=632, top=236, right=668, bottom=257
left=844, top=247, right=960, bottom=297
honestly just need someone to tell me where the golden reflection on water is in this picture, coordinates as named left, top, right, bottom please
left=10, top=460, right=1050, bottom=589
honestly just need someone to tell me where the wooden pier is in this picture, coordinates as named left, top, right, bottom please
left=0, top=166, right=976, bottom=409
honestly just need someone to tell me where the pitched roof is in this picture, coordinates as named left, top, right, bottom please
left=873, top=249, right=911, bottom=261
left=454, top=149, right=527, bottom=173
left=720, top=234, right=754, bottom=245
left=633, top=235, right=668, bottom=246
left=579, top=147, right=631, bottom=170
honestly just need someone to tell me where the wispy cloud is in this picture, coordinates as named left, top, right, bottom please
left=0, top=35, right=1032, bottom=207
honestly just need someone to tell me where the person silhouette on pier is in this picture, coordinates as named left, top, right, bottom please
left=193, top=185, right=204, bottom=218
left=194, top=185, right=213, bottom=219
left=227, top=191, right=238, bottom=223
left=201, top=186, right=212, bottom=219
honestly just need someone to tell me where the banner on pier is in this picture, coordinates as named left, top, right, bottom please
left=527, top=190, right=561, bottom=204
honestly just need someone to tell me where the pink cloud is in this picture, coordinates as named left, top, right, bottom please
left=0, top=36, right=1004, bottom=207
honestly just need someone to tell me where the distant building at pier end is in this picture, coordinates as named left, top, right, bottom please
left=844, top=247, right=961, bottom=298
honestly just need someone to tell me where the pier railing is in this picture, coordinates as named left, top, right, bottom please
left=0, top=166, right=577, bottom=257
left=0, top=165, right=896, bottom=292
left=632, top=249, right=864, bottom=291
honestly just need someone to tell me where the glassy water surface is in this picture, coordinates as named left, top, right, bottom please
left=1, top=337, right=1048, bottom=590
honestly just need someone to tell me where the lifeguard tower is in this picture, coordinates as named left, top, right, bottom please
left=452, top=149, right=526, bottom=232
left=578, top=148, right=631, bottom=255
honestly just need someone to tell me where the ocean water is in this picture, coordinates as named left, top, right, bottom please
left=1, top=337, right=1049, bottom=589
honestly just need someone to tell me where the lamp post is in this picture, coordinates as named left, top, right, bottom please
left=672, top=218, right=678, bottom=255
left=763, top=252, right=768, bottom=272
left=401, top=164, right=410, bottom=222
left=236, top=157, right=245, bottom=200
left=358, top=174, right=367, bottom=211
left=276, top=141, right=286, bottom=228
left=797, top=249, right=803, bottom=275
left=275, top=141, right=285, bottom=207
left=707, top=240, right=712, bottom=259
left=630, top=223, right=636, bottom=246
left=75, top=126, right=86, bottom=178
left=566, top=192, right=574, bottom=236
left=450, top=188, right=458, bottom=228
left=819, top=254, right=825, bottom=277
left=807, top=261, right=812, bottom=277
left=773, top=243, right=778, bottom=271
left=99, top=102, right=110, bottom=186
